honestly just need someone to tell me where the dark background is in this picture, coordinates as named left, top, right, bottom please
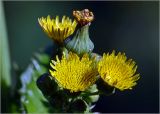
left=3, top=1, right=159, bottom=113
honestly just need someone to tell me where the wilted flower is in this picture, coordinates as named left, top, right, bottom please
left=73, top=9, right=94, bottom=26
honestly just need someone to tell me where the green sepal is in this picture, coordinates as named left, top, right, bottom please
left=90, top=53, right=102, bottom=63
left=65, top=25, right=94, bottom=56
left=81, top=84, right=99, bottom=104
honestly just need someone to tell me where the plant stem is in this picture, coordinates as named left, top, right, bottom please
left=88, top=88, right=116, bottom=96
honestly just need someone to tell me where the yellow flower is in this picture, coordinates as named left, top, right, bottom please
left=98, top=50, right=140, bottom=91
left=49, top=52, right=98, bottom=92
left=38, top=15, right=77, bottom=44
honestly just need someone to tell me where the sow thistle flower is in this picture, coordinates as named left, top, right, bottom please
left=49, top=52, right=98, bottom=92
left=38, top=15, right=77, bottom=44
left=98, top=50, right=140, bottom=91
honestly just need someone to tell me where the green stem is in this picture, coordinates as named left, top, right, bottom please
left=88, top=88, right=116, bottom=96
left=88, top=91, right=103, bottom=96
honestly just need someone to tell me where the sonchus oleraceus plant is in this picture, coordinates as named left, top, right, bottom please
left=19, top=9, right=140, bottom=113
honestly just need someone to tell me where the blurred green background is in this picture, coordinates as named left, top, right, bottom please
left=2, top=1, right=159, bottom=113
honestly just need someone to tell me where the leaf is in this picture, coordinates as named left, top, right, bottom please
left=34, top=53, right=50, bottom=65
left=19, top=63, right=51, bottom=113
left=22, top=80, right=49, bottom=113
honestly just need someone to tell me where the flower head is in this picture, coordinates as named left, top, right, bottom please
left=38, top=15, right=77, bottom=44
left=49, top=52, right=98, bottom=92
left=73, top=9, right=94, bottom=26
left=98, top=50, right=140, bottom=91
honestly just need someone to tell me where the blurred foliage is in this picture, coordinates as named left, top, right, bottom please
left=1, top=1, right=12, bottom=113
left=19, top=52, right=52, bottom=113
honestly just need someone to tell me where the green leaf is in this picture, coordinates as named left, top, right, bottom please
left=23, top=81, right=49, bottom=113
left=34, top=53, right=50, bottom=65
left=31, top=59, right=48, bottom=76
left=19, top=64, right=50, bottom=113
